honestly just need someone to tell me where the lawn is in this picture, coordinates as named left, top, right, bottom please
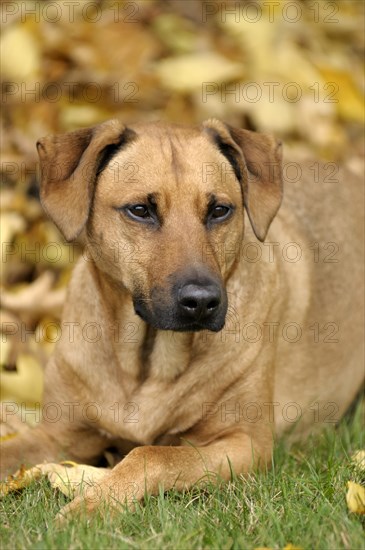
left=0, top=398, right=364, bottom=550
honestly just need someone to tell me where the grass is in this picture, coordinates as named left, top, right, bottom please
left=0, top=399, right=364, bottom=550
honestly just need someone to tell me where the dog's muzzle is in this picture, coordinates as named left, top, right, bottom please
left=134, top=271, right=228, bottom=332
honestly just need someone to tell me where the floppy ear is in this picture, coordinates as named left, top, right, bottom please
left=203, top=119, right=283, bottom=242
left=37, top=119, right=135, bottom=242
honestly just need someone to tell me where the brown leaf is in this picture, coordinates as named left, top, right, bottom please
left=0, top=272, right=66, bottom=317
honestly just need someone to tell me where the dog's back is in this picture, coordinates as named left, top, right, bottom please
left=271, top=156, right=364, bottom=436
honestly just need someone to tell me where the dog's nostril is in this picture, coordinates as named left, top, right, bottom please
left=207, top=299, right=219, bottom=310
left=182, top=298, right=198, bottom=309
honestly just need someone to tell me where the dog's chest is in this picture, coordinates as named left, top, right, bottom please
left=82, top=330, right=195, bottom=442
left=111, top=327, right=193, bottom=385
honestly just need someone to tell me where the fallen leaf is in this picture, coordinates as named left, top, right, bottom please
left=316, top=67, right=364, bottom=122
left=0, top=433, right=17, bottom=443
left=0, top=465, right=42, bottom=497
left=351, top=450, right=365, bottom=471
left=0, top=212, right=26, bottom=249
left=0, top=462, right=109, bottom=499
left=346, top=481, right=365, bottom=514
left=0, top=339, right=12, bottom=371
left=152, top=14, right=198, bottom=54
left=0, top=353, right=43, bottom=404
left=232, top=80, right=298, bottom=134
left=156, top=53, right=243, bottom=92
left=0, top=25, right=40, bottom=80
left=59, top=105, right=110, bottom=130
left=0, top=271, right=66, bottom=317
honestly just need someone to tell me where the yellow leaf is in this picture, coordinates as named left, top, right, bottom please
left=156, top=53, right=243, bottom=93
left=0, top=465, right=42, bottom=497
left=0, top=433, right=17, bottom=443
left=60, top=105, right=110, bottom=130
left=0, top=212, right=26, bottom=249
left=0, top=354, right=43, bottom=405
left=351, top=450, right=365, bottom=471
left=0, top=340, right=11, bottom=370
left=152, top=14, right=197, bottom=54
left=317, top=67, right=364, bottom=122
left=0, top=25, right=40, bottom=80
left=346, top=481, right=365, bottom=514
left=0, top=462, right=109, bottom=499
left=283, top=545, right=303, bottom=550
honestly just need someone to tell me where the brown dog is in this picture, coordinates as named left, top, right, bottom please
left=1, top=119, right=363, bottom=519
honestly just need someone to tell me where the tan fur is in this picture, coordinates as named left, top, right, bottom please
left=1, top=120, right=363, bottom=521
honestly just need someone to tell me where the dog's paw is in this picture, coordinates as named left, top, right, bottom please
left=55, top=474, right=138, bottom=525
left=55, top=494, right=96, bottom=526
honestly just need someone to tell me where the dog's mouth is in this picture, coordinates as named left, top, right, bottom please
left=133, top=296, right=227, bottom=333
left=172, top=320, right=226, bottom=333
left=134, top=308, right=226, bottom=333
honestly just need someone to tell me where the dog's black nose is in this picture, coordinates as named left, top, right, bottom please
left=178, top=284, right=221, bottom=320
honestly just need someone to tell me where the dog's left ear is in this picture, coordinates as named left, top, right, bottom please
left=203, top=119, right=283, bottom=241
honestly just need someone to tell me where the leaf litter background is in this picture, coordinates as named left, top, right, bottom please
left=0, top=0, right=364, bottom=472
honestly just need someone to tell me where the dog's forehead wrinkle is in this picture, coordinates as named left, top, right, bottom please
left=109, top=131, right=220, bottom=186
left=159, top=132, right=180, bottom=186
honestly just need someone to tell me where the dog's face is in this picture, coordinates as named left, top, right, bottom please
left=37, top=119, right=282, bottom=332
left=89, top=124, right=243, bottom=331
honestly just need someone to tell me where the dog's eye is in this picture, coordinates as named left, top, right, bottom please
left=127, top=205, right=151, bottom=219
left=210, top=205, right=231, bottom=220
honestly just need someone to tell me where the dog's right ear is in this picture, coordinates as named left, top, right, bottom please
left=37, top=119, right=135, bottom=242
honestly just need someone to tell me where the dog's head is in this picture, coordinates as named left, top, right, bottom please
left=37, top=119, right=282, bottom=332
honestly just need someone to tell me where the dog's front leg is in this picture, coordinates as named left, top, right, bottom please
left=0, top=425, right=63, bottom=478
left=0, top=421, right=110, bottom=479
left=57, top=431, right=271, bottom=522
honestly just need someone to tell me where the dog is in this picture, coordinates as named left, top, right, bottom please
left=1, top=119, right=363, bottom=519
